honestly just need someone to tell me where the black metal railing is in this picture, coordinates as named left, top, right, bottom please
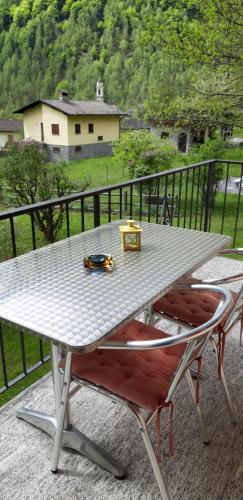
left=0, top=158, right=243, bottom=395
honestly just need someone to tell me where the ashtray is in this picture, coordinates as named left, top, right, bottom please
left=83, top=254, right=113, bottom=272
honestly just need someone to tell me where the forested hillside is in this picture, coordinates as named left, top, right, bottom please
left=0, top=0, right=191, bottom=117
left=0, top=1, right=242, bottom=127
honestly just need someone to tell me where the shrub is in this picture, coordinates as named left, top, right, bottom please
left=114, top=131, right=176, bottom=193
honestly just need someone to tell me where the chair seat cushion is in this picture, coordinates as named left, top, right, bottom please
left=153, top=285, right=236, bottom=329
left=69, top=320, right=186, bottom=412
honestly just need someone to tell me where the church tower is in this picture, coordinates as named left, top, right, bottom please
left=96, top=78, right=104, bottom=102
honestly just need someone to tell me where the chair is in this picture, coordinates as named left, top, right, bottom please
left=51, top=284, right=232, bottom=500
left=158, top=194, right=178, bottom=225
left=151, top=248, right=243, bottom=422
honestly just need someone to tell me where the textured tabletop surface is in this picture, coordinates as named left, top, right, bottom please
left=0, top=221, right=230, bottom=352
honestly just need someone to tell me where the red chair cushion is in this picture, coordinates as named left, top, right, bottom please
left=153, top=286, right=236, bottom=329
left=70, top=320, right=186, bottom=412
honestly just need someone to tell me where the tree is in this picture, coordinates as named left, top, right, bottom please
left=0, top=141, right=87, bottom=242
left=0, top=0, right=242, bottom=126
left=54, top=80, right=70, bottom=97
left=144, top=1, right=243, bottom=107
left=145, top=63, right=243, bottom=143
left=113, top=131, right=176, bottom=193
left=184, top=138, right=226, bottom=208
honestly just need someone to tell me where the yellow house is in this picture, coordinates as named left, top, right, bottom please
left=14, top=81, right=125, bottom=161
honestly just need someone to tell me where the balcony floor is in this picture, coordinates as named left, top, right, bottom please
left=0, top=256, right=243, bottom=500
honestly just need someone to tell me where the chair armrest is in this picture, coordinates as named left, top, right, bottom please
left=206, top=247, right=243, bottom=283
left=99, top=285, right=232, bottom=351
left=175, top=249, right=243, bottom=286
left=201, top=273, right=243, bottom=285
left=219, top=248, right=243, bottom=255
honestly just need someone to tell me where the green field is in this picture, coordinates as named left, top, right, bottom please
left=63, top=148, right=243, bottom=189
left=64, top=156, right=129, bottom=187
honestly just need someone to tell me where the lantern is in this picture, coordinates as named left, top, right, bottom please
left=119, top=220, right=142, bottom=251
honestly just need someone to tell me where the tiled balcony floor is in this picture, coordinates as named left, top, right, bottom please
left=0, top=257, right=243, bottom=500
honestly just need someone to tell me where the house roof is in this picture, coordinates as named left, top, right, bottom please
left=14, top=99, right=125, bottom=116
left=147, top=117, right=177, bottom=127
left=121, top=118, right=150, bottom=130
left=0, top=119, right=23, bottom=132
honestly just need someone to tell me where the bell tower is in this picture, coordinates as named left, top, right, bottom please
left=96, top=78, right=104, bottom=102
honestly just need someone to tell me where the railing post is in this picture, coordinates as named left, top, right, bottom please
left=123, top=191, right=128, bottom=213
left=203, top=162, right=214, bottom=232
left=9, top=216, right=17, bottom=257
left=93, top=194, right=100, bottom=227
left=48, top=207, right=54, bottom=243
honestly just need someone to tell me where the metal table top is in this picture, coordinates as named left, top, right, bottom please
left=0, top=221, right=230, bottom=352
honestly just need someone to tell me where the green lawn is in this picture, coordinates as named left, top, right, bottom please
left=64, top=156, right=129, bottom=187
left=62, top=148, right=243, bottom=192
left=232, top=127, right=243, bottom=138
left=222, top=146, right=243, bottom=165
left=63, top=152, right=191, bottom=187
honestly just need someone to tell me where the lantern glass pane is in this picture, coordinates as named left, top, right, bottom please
left=126, top=234, right=138, bottom=246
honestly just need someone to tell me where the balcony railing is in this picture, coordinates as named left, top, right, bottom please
left=0, top=158, right=243, bottom=396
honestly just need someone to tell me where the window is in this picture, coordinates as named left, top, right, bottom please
left=51, top=124, right=59, bottom=135
left=88, top=123, right=94, bottom=134
left=75, top=124, right=81, bottom=134
left=75, top=145, right=82, bottom=152
left=160, top=132, right=169, bottom=139
left=7, top=134, right=13, bottom=143
left=53, top=146, right=60, bottom=153
left=97, top=135, right=103, bottom=141
left=41, top=123, right=44, bottom=142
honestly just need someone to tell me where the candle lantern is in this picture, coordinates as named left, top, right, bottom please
left=119, top=220, right=142, bottom=251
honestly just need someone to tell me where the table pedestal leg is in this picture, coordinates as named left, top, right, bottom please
left=16, top=407, right=56, bottom=436
left=16, top=407, right=125, bottom=477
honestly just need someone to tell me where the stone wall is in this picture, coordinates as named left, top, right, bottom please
left=45, top=142, right=113, bottom=162
left=150, top=126, right=194, bottom=153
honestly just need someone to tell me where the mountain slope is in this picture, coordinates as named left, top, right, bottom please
left=0, top=0, right=187, bottom=116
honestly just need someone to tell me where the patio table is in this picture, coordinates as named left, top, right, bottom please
left=0, top=221, right=231, bottom=476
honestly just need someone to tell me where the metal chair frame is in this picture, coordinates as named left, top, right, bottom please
left=158, top=193, right=178, bottom=226
left=50, top=285, right=232, bottom=500
left=150, top=248, right=243, bottom=424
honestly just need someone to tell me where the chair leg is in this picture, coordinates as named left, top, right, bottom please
left=240, top=311, right=243, bottom=347
left=131, top=407, right=170, bottom=500
left=210, top=338, right=237, bottom=424
left=185, top=370, right=210, bottom=444
left=51, top=352, right=72, bottom=472
left=219, top=367, right=237, bottom=424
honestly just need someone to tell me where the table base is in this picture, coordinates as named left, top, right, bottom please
left=16, top=407, right=125, bottom=478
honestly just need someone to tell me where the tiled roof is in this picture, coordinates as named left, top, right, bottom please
left=14, top=99, right=125, bottom=116
left=0, top=119, right=23, bottom=132
left=121, top=118, right=150, bottom=130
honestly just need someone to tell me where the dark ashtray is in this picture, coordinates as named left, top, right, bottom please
left=83, top=254, right=113, bottom=271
